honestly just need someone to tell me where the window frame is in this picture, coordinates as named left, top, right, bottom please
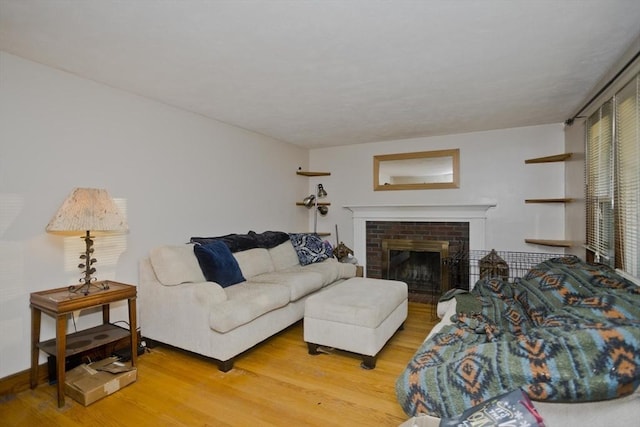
left=585, top=72, right=640, bottom=279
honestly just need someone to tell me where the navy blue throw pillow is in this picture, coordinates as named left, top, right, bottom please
left=193, top=241, right=245, bottom=287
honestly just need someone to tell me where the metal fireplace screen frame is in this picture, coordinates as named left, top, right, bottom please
left=382, top=239, right=449, bottom=294
left=443, top=249, right=566, bottom=290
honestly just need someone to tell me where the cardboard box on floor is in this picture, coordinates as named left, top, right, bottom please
left=64, top=356, right=137, bottom=406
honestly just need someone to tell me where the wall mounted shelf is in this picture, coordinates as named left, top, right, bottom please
left=297, top=169, right=331, bottom=235
left=525, top=198, right=574, bottom=203
left=296, top=171, right=331, bottom=176
left=293, top=231, right=330, bottom=236
left=524, top=153, right=573, bottom=247
left=296, top=202, right=331, bottom=206
left=524, top=153, right=572, bottom=164
left=525, top=239, right=573, bottom=248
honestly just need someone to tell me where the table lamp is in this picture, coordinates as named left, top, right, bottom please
left=46, top=188, right=128, bottom=295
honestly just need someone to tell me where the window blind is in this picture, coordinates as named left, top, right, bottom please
left=586, top=101, right=614, bottom=265
left=614, top=74, right=640, bottom=276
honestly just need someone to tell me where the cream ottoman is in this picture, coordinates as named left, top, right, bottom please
left=303, top=277, right=408, bottom=369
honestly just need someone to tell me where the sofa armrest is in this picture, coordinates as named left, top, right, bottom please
left=192, top=281, right=227, bottom=305
left=424, top=299, right=457, bottom=342
left=139, top=258, right=229, bottom=349
left=338, top=261, right=357, bottom=278
left=149, top=245, right=206, bottom=285
left=140, top=257, right=227, bottom=306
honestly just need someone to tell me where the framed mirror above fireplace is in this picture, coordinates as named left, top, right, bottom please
left=373, top=148, right=460, bottom=191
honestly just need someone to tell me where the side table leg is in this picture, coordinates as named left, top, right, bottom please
left=102, top=304, right=110, bottom=324
left=30, top=307, right=41, bottom=389
left=55, top=315, right=67, bottom=408
left=128, top=297, right=138, bottom=367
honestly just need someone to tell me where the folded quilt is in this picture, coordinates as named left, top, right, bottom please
left=396, top=256, right=640, bottom=418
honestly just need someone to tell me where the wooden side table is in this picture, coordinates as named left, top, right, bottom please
left=30, top=281, right=137, bottom=407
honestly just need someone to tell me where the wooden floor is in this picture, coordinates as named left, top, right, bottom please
left=0, top=302, right=437, bottom=426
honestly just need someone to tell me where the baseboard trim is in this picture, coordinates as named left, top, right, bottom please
left=0, top=363, right=48, bottom=397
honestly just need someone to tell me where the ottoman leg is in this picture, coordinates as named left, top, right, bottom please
left=361, top=355, right=377, bottom=370
left=307, top=342, right=321, bottom=355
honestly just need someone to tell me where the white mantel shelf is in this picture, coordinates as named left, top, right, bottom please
left=344, top=203, right=496, bottom=218
left=343, top=203, right=497, bottom=275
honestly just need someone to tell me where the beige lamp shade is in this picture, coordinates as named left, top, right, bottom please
left=46, top=188, right=128, bottom=233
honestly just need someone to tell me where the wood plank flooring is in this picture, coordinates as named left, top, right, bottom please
left=0, top=302, right=436, bottom=426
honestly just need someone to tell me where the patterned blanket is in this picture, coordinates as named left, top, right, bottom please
left=396, top=256, right=640, bottom=418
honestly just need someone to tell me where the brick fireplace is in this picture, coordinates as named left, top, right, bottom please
left=345, top=203, right=496, bottom=279
left=366, top=221, right=469, bottom=287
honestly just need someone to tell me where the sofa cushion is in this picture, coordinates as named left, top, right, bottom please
left=193, top=241, right=246, bottom=287
left=234, top=248, right=275, bottom=279
left=209, top=282, right=290, bottom=333
left=288, top=233, right=332, bottom=265
left=269, top=241, right=300, bottom=271
left=250, top=270, right=325, bottom=301
left=149, top=245, right=206, bottom=286
left=299, top=257, right=341, bottom=285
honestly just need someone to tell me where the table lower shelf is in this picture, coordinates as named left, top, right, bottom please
left=38, top=323, right=131, bottom=358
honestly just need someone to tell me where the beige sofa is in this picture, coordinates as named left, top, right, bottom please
left=400, top=299, right=640, bottom=427
left=139, top=240, right=356, bottom=371
left=397, top=257, right=640, bottom=426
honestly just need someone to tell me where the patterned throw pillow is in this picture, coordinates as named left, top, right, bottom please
left=288, top=233, right=332, bottom=266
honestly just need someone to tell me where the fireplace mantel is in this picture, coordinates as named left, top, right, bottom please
left=345, top=203, right=496, bottom=218
left=344, top=203, right=496, bottom=274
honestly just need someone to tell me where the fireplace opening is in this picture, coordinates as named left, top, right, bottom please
left=382, top=239, right=449, bottom=295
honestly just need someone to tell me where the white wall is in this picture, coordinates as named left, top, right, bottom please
left=0, top=50, right=569, bottom=380
left=0, top=52, right=309, bottom=378
left=309, top=124, right=567, bottom=260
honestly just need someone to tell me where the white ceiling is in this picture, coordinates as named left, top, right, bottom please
left=1, top=0, right=640, bottom=148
